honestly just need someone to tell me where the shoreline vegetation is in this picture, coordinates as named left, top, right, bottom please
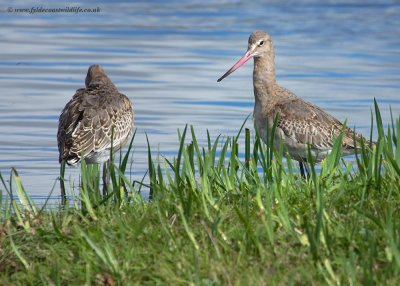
left=1, top=101, right=399, bottom=284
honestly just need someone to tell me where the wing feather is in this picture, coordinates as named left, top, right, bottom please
left=57, top=86, right=134, bottom=165
left=271, top=90, right=368, bottom=152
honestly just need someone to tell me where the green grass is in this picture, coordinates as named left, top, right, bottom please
left=0, top=102, right=400, bottom=285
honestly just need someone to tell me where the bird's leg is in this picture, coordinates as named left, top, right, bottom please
left=102, top=159, right=110, bottom=197
left=60, top=160, right=67, bottom=205
left=299, top=161, right=306, bottom=178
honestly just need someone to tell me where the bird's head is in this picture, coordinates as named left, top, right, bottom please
left=85, top=64, right=109, bottom=88
left=217, top=31, right=273, bottom=82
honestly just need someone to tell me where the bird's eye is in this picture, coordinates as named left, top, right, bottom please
left=259, top=40, right=264, bottom=46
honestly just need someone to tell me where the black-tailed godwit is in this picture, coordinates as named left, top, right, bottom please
left=218, top=31, right=369, bottom=176
left=58, top=64, right=134, bottom=191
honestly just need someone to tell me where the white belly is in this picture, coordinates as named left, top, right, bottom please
left=84, top=149, right=112, bottom=164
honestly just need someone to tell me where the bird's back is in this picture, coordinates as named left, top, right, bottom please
left=57, top=65, right=134, bottom=165
left=255, top=85, right=370, bottom=162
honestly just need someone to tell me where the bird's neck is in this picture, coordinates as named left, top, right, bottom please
left=87, top=77, right=117, bottom=90
left=253, top=51, right=277, bottom=106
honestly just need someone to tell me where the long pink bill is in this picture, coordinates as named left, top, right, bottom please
left=217, top=50, right=253, bottom=82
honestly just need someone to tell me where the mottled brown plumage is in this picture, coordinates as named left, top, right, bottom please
left=218, top=31, right=370, bottom=166
left=57, top=65, right=134, bottom=165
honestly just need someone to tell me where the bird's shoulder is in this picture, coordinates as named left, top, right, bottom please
left=270, top=87, right=364, bottom=149
left=58, top=88, right=87, bottom=131
left=272, top=87, right=338, bottom=124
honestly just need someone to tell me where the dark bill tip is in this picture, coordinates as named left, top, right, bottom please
left=217, top=50, right=252, bottom=83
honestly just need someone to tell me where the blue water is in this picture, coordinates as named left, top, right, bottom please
left=0, top=0, right=399, bottom=199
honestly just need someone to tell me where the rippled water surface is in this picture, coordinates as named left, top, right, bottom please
left=0, top=0, right=399, bottom=199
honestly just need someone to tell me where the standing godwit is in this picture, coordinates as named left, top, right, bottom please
left=57, top=65, right=134, bottom=190
left=217, top=31, right=369, bottom=176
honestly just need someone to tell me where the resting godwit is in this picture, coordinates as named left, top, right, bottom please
left=57, top=65, right=134, bottom=190
left=218, top=31, right=368, bottom=176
